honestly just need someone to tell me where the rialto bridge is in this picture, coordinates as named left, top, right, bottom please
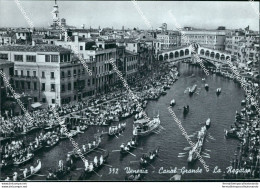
left=157, top=44, right=231, bottom=67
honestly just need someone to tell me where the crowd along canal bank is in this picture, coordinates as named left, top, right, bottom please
left=1, top=62, right=255, bottom=181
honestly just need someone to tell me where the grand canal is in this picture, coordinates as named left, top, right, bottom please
left=2, top=63, right=245, bottom=181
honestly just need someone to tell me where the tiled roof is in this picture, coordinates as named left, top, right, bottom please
left=0, top=45, right=71, bottom=52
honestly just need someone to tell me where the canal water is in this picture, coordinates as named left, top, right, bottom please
left=3, top=63, right=245, bottom=181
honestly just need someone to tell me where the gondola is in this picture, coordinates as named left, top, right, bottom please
left=216, top=88, right=221, bottom=95
left=60, top=130, right=78, bottom=140
left=45, top=135, right=60, bottom=149
left=183, top=105, right=189, bottom=115
left=78, top=152, right=109, bottom=180
left=140, top=147, right=159, bottom=167
left=205, top=84, right=209, bottom=91
left=13, top=154, right=34, bottom=166
left=170, top=99, right=175, bottom=106
left=189, top=84, right=197, bottom=96
left=18, top=160, right=41, bottom=180
left=108, top=123, right=126, bottom=136
left=205, top=118, right=211, bottom=128
left=120, top=137, right=138, bottom=155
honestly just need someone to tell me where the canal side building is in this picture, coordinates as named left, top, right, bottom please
left=0, top=45, right=96, bottom=107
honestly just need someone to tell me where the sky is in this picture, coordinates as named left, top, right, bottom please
left=0, top=0, right=259, bottom=31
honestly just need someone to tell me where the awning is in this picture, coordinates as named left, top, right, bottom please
left=31, top=102, right=42, bottom=108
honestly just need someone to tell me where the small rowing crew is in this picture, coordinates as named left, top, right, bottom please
left=189, top=84, right=197, bottom=96
left=68, top=136, right=101, bottom=158
left=120, top=136, right=138, bottom=155
left=4, top=160, right=41, bottom=181
left=108, top=123, right=126, bottom=136
left=205, top=118, right=211, bottom=128
left=140, top=147, right=159, bottom=167
left=205, top=84, right=209, bottom=91
left=187, top=126, right=207, bottom=163
left=216, top=88, right=221, bottom=95
left=170, top=99, right=176, bottom=106
left=183, top=105, right=189, bottom=115
left=78, top=152, right=109, bottom=180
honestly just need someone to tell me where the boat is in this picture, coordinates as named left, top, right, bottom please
left=68, top=136, right=101, bottom=158
left=13, top=153, right=34, bottom=166
left=18, top=160, right=41, bottom=180
left=205, top=84, right=209, bottom=91
left=120, top=137, right=138, bottom=155
left=133, top=115, right=160, bottom=137
left=241, top=100, right=246, bottom=105
left=140, top=147, right=159, bottom=167
left=183, top=105, right=189, bottom=115
left=78, top=152, right=109, bottom=180
left=202, top=78, right=205, bottom=81
left=60, top=130, right=78, bottom=140
left=189, top=84, right=197, bottom=95
left=161, top=90, right=167, bottom=95
left=216, top=88, right=221, bottom=95
left=170, top=99, right=176, bottom=106
left=205, top=118, right=211, bottom=128
left=45, top=135, right=59, bottom=148
left=108, top=123, right=126, bottom=136
left=187, top=126, right=207, bottom=163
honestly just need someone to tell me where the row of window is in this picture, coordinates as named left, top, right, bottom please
left=15, top=70, right=55, bottom=79
left=14, top=81, right=56, bottom=91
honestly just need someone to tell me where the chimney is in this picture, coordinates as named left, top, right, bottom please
left=74, top=33, right=79, bottom=44
left=65, top=30, right=68, bottom=42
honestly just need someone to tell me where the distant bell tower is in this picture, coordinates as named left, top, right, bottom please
left=52, top=0, right=59, bottom=27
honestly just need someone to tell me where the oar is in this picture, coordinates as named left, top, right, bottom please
left=178, top=155, right=186, bottom=158
left=178, top=152, right=186, bottom=155
left=126, top=150, right=136, bottom=157
left=160, top=126, right=166, bottom=130
left=103, top=164, right=112, bottom=168
left=93, top=170, right=102, bottom=177
left=205, top=149, right=211, bottom=152
left=93, top=150, right=102, bottom=153
left=97, top=148, right=106, bottom=152
left=201, top=155, right=211, bottom=158
left=146, top=161, right=155, bottom=169
left=76, top=168, right=84, bottom=171
left=34, top=174, right=46, bottom=177
left=112, top=150, right=120, bottom=152
left=184, top=147, right=191, bottom=151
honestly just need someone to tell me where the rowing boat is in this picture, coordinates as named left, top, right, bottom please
left=78, top=152, right=109, bottom=180
left=18, top=160, right=41, bottom=180
left=140, top=147, right=159, bottom=167
left=13, top=154, right=34, bottom=166
left=68, top=137, right=101, bottom=158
